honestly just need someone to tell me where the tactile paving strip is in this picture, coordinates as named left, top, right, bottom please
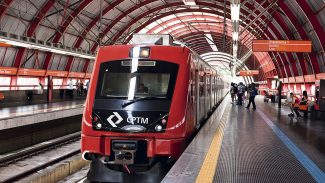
left=214, top=105, right=316, bottom=183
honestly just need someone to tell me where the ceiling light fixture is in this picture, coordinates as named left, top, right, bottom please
left=231, top=4, right=240, bottom=22
left=182, top=0, right=196, bottom=6
left=0, top=38, right=95, bottom=60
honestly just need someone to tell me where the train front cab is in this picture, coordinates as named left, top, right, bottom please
left=81, top=45, right=227, bottom=181
left=81, top=46, right=193, bottom=166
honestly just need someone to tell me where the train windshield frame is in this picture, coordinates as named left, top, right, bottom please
left=95, top=59, right=179, bottom=100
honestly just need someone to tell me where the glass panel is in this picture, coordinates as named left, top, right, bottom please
left=53, top=78, right=63, bottom=89
left=100, top=73, right=170, bottom=98
left=96, top=60, right=178, bottom=100
left=17, top=77, right=39, bottom=90
left=0, top=77, right=11, bottom=91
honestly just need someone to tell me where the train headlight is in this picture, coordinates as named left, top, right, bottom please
left=140, top=48, right=150, bottom=57
left=155, top=125, right=162, bottom=132
left=95, top=122, right=102, bottom=129
left=129, top=47, right=150, bottom=58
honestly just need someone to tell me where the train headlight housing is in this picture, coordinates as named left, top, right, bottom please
left=155, top=125, right=162, bottom=132
left=95, top=122, right=102, bottom=129
left=129, top=47, right=150, bottom=58
left=140, top=48, right=150, bottom=57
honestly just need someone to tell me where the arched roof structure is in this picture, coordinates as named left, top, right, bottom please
left=0, top=0, right=324, bottom=82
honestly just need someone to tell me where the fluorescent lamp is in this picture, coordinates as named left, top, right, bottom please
left=205, top=34, right=218, bottom=51
left=231, top=4, right=240, bottom=22
left=233, top=51, right=237, bottom=58
left=233, top=45, right=238, bottom=52
left=232, top=32, right=239, bottom=41
left=0, top=38, right=95, bottom=60
left=182, top=0, right=196, bottom=6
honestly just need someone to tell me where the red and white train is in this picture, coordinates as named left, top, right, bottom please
left=81, top=44, right=228, bottom=182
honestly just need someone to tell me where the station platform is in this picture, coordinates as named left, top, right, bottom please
left=0, top=100, right=85, bottom=130
left=163, top=96, right=325, bottom=183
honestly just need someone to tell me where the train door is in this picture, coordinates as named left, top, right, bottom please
left=195, top=69, right=200, bottom=127
left=213, top=76, right=216, bottom=105
left=210, top=75, right=213, bottom=109
left=211, top=76, right=214, bottom=107
left=206, top=74, right=210, bottom=113
left=215, top=76, right=218, bottom=104
left=203, top=70, right=207, bottom=119
left=199, top=66, right=205, bottom=121
left=217, top=77, right=220, bottom=102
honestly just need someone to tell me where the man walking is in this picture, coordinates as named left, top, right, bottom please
left=246, top=83, right=257, bottom=109
left=237, top=82, right=245, bottom=105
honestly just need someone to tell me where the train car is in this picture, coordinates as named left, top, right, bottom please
left=81, top=43, right=228, bottom=182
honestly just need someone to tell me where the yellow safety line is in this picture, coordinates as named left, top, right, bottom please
left=196, top=106, right=230, bottom=183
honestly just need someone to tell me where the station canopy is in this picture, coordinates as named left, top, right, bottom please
left=0, top=0, right=324, bottom=82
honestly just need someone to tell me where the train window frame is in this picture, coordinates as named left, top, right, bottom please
left=95, top=59, right=179, bottom=101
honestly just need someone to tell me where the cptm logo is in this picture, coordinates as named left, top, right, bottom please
left=107, top=112, right=149, bottom=127
left=107, top=112, right=123, bottom=127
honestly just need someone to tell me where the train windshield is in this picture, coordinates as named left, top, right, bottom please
left=96, top=60, right=178, bottom=100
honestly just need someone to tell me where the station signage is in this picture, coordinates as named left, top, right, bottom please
left=239, top=70, right=259, bottom=76
left=46, top=70, right=68, bottom=77
left=0, top=42, right=11, bottom=47
left=0, top=67, right=17, bottom=75
left=0, top=66, right=91, bottom=78
left=18, top=68, right=46, bottom=76
left=69, top=72, right=85, bottom=78
left=252, top=40, right=312, bottom=52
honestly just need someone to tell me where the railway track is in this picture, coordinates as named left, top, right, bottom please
left=0, top=132, right=81, bottom=183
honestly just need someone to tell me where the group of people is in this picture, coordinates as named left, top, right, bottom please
left=230, top=82, right=258, bottom=110
left=286, top=91, right=309, bottom=119
left=67, top=79, right=89, bottom=98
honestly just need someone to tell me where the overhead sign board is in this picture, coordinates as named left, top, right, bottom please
left=0, top=67, right=17, bottom=75
left=18, top=68, right=46, bottom=76
left=0, top=42, right=11, bottom=47
left=46, top=70, right=68, bottom=77
left=239, top=70, right=259, bottom=76
left=69, top=72, right=85, bottom=78
left=252, top=40, right=312, bottom=52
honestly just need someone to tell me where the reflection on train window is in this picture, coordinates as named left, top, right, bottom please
left=100, top=72, right=170, bottom=98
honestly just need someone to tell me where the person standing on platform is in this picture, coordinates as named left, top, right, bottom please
left=85, top=80, right=89, bottom=95
left=79, top=80, right=84, bottom=96
left=76, top=80, right=81, bottom=96
left=286, top=93, right=295, bottom=117
left=300, top=91, right=309, bottom=118
left=246, top=83, right=257, bottom=110
left=293, top=94, right=302, bottom=118
left=237, top=82, right=245, bottom=105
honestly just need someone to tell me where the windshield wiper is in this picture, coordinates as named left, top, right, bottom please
left=122, top=97, right=162, bottom=108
